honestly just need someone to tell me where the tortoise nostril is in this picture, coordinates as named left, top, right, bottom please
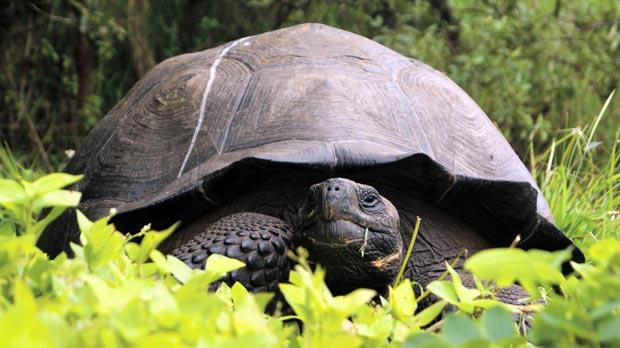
left=326, top=184, right=340, bottom=192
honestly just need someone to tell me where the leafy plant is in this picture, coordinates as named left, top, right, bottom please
left=0, top=173, right=290, bottom=347
left=530, top=239, right=620, bottom=346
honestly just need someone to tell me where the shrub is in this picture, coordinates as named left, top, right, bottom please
left=0, top=169, right=618, bottom=347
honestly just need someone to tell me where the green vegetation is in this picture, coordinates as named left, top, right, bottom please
left=0, top=0, right=618, bottom=346
left=1, top=0, right=617, bottom=167
left=0, top=98, right=618, bottom=346
left=532, top=92, right=619, bottom=244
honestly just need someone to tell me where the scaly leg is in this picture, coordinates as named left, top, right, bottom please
left=171, top=212, right=293, bottom=292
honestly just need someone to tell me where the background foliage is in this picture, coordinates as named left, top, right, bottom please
left=0, top=1, right=619, bottom=347
left=1, top=0, right=618, bottom=169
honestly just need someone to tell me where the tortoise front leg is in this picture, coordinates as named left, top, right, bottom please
left=171, top=212, right=293, bottom=292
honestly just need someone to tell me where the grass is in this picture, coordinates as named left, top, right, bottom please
left=530, top=92, right=619, bottom=247
left=0, top=145, right=40, bottom=181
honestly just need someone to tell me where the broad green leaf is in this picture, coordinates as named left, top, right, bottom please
left=464, top=248, right=571, bottom=293
left=134, top=333, right=181, bottom=347
left=470, top=299, right=518, bottom=312
left=125, top=222, right=177, bottom=263
left=13, top=279, right=36, bottom=311
left=0, top=218, right=16, bottom=238
left=167, top=255, right=194, bottom=283
left=231, top=281, right=250, bottom=305
left=174, top=272, right=220, bottom=300
left=532, top=299, right=599, bottom=342
left=445, top=263, right=480, bottom=303
left=596, top=316, right=620, bottom=343
left=24, top=254, right=53, bottom=287
left=204, top=254, right=245, bottom=279
left=82, top=218, right=124, bottom=269
left=427, top=280, right=459, bottom=304
left=76, top=210, right=93, bottom=235
left=30, top=173, right=82, bottom=196
left=404, top=332, right=450, bottom=348
left=332, top=288, right=376, bottom=315
left=442, top=313, right=485, bottom=346
left=390, top=279, right=416, bottom=318
left=570, top=261, right=595, bottom=277
left=215, top=282, right=233, bottom=307
left=150, top=249, right=171, bottom=274
left=0, top=178, right=25, bottom=204
left=591, top=301, right=620, bottom=320
left=480, top=306, right=518, bottom=343
left=278, top=283, right=306, bottom=319
left=32, top=189, right=81, bottom=210
left=408, top=300, right=446, bottom=328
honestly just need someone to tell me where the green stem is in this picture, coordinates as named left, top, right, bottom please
left=393, top=216, right=421, bottom=286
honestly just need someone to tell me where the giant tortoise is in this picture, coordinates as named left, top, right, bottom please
left=39, top=23, right=583, bottom=302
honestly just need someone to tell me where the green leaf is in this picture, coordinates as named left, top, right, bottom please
left=149, top=249, right=169, bottom=273
left=0, top=178, right=25, bottom=204
left=480, top=306, right=518, bottom=343
left=464, top=248, right=571, bottom=293
left=32, top=190, right=81, bottom=210
left=332, top=288, right=376, bottom=315
left=76, top=210, right=93, bottom=233
left=409, top=300, right=446, bottom=327
left=404, top=332, right=450, bottom=348
left=442, top=314, right=485, bottom=346
left=596, top=316, right=620, bottom=343
left=125, top=222, right=178, bottom=264
left=390, top=279, right=416, bottom=318
left=81, top=216, right=124, bottom=269
left=278, top=283, right=306, bottom=320
left=591, top=301, right=620, bottom=320
left=446, top=263, right=480, bottom=304
left=204, top=254, right=245, bottom=279
left=30, top=173, right=82, bottom=196
left=427, top=280, right=459, bottom=304
left=166, top=255, right=194, bottom=283
left=13, top=279, right=36, bottom=311
left=231, top=281, right=250, bottom=305
left=0, top=218, right=17, bottom=238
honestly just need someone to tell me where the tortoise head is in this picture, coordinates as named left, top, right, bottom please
left=296, top=178, right=403, bottom=293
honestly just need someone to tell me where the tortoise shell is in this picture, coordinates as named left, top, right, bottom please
left=39, top=23, right=582, bottom=263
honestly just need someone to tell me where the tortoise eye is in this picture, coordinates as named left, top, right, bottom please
left=362, top=194, right=379, bottom=207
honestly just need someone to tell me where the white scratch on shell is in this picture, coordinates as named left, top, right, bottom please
left=177, top=37, right=249, bottom=178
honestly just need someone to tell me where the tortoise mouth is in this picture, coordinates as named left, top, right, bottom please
left=299, top=219, right=377, bottom=246
left=297, top=219, right=403, bottom=294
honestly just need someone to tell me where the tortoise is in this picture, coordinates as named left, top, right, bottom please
left=39, top=23, right=583, bottom=302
